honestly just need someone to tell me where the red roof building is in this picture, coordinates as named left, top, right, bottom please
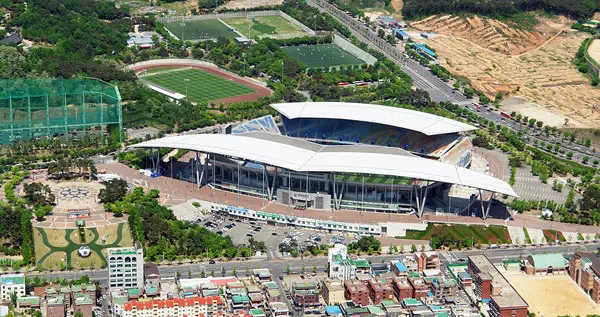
left=121, top=295, right=225, bottom=317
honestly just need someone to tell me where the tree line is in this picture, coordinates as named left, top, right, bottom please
left=402, top=0, right=599, bottom=20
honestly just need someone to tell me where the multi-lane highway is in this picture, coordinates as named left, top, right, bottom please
left=28, top=242, right=600, bottom=286
left=308, top=0, right=600, bottom=161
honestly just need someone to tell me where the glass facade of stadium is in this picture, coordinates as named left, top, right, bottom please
left=0, top=78, right=122, bottom=144
left=204, top=154, right=419, bottom=213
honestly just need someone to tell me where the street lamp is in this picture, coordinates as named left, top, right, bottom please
left=184, top=78, right=190, bottom=98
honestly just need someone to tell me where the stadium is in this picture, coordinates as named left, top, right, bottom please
left=131, top=102, right=516, bottom=235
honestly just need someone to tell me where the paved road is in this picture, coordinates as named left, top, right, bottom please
left=308, top=0, right=600, bottom=161
left=29, top=243, right=600, bottom=287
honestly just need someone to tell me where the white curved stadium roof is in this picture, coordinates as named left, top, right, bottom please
left=271, top=102, right=476, bottom=136
left=131, top=132, right=516, bottom=196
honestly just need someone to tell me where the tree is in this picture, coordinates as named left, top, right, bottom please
left=221, top=266, right=226, bottom=276
left=74, top=312, right=83, bottom=317
left=232, top=267, right=237, bottom=277
left=33, top=311, right=42, bottom=317
left=200, top=269, right=205, bottom=277
left=34, top=205, right=51, bottom=221
left=536, top=120, right=543, bottom=129
left=377, top=29, right=385, bottom=38
left=286, top=265, right=291, bottom=274
left=583, top=156, right=590, bottom=164
left=24, top=182, right=55, bottom=206
left=567, top=151, right=573, bottom=159
left=98, top=179, right=128, bottom=203
left=411, top=244, right=417, bottom=253
left=9, top=291, right=17, bottom=307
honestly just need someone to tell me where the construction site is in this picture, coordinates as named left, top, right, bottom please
left=410, top=15, right=600, bottom=128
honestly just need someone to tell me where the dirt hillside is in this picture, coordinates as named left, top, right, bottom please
left=411, top=15, right=572, bottom=55
left=424, top=31, right=600, bottom=128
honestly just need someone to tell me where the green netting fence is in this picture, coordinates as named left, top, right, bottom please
left=0, top=78, right=122, bottom=144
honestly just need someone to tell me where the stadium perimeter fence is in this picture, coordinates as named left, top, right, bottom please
left=158, top=10, right=315, bottom=40
left=0, top=78, right=122, bottom=144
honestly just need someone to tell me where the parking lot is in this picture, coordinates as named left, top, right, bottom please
left=200, top=213, right=361, bottom=255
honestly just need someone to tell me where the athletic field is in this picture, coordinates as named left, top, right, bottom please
left=281, top=44, right=365, bottom=68
left=143, top=68, right=256, bottom=103
left=163, top=20, right=236, bottom=41
left=222, top=15, right=304, bottom=38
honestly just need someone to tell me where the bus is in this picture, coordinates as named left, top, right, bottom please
left=500, top=111, right=511, bottom=119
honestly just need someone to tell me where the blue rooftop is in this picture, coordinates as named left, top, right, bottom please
left=458, top=271, right=471, bottom=279
left=413, top=43, right=437, bottom=58
left=427, top=291, right=434, bottom=297
left=392, top=29, right=408, bottom=37
left=380, top=16, right=397, bottom=23
left=326, top=306, right=342, bottom=315
left=394, top=262, right=407, bottom=272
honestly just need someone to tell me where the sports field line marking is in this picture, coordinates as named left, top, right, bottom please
left=140, top=67, right=193, bottom=78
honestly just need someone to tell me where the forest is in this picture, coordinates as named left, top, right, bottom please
left=402, top=0, right=599, bottom=19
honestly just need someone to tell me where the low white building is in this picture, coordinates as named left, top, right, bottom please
left=0, top=274, right=25, bottom=302
left=328, top=244, right=356, bottom=281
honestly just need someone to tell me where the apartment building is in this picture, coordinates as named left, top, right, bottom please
left=107, top=245, right=144, bottom=290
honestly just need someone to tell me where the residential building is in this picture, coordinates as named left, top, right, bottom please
left=366, top=280, right=394, bottom=304
left=525, top=254, right=568, bottom=275
left=73, top=293, right=94, bottom=317
left=344, top=280, right=369, bottom=306
left=0, top=274, right=25, bottom=301
left=391, top=277, right=413, bottom=301
left=431, top=278, right=457, bottom=300
left=325, top=305, right=343, bottom=317
left=269, top=302, right=289, bottom=316
left=121, top=295, right=224, bottom=317
left=292, top=283, right=320, bottom=307
left=253, top=269, right=272, bottom=282
left=16, top=296, right=40, bottom=310
left=408, top=277, right=428, bottom=300
left=143, top=262, right=160, bottom=288
left=570, top=251, right=600, bottom=303
left=321, top=279, right=345, bottom=305
left=391, top=261, right=408, bottom=276
left=370, top=263, right=389, bottom=276
left=415, top=252, right=440, bottom=272
left=107, top=244, right=144, bottom=290
left=45, top=296, right=66, bottom=317
left=468, top=255, right=528, bottom=317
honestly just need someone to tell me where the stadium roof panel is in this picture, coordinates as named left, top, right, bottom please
left=270, top=102, right=476, bottom=136
left=131, top=132, right=516, bottom=197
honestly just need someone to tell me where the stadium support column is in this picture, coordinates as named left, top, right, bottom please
left=195, top=152, right=201, bottom=189
left=479, top=189, right=495, bottom=220
left=414, top=182, right=430, bottom=219
left=332, top=173, right=346, bottom=210
left=265, top=166, right=277, bottom=201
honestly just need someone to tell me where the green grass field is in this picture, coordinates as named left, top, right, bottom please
left=143, top=68, right=256, bottom=102
left=222, top=16, right=304, bottom=38
left=405, top=223, right=512, bottom=245
left=164, top=19, right=236, bottom=41
left=281, top=44, right=365, bottom=68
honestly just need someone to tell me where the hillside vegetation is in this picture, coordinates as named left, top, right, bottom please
left=403, top=0, right=598, bottom=20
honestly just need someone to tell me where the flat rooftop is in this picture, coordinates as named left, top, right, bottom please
left=468, top=255, right=528, bottom=309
